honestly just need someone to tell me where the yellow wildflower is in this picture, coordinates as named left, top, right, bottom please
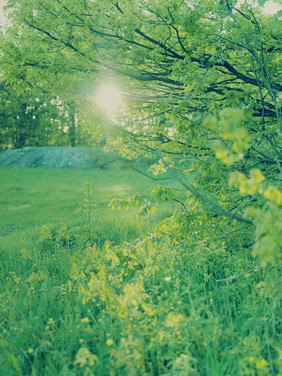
left=106, top=339, right=114, bottom=346
left=255, top=359, right=268, bottom=369
left=74, top=347, right=98, bottom=368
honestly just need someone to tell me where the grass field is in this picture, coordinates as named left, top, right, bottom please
left=0, top=166, right=280, bottom=375
left=0, top=166, right=180, bottom=237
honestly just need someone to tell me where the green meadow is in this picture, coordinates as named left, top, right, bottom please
left=0, top=166, right=280, bottom=375
left=0, top=166, right=178, bottom=237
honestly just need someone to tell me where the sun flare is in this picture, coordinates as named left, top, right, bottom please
left=95, top=84, right=122, bottom=113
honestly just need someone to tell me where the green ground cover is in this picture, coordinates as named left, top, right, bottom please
left=0, top=166, right=280, bottom=375
left=0, top=166, right=179, bottom=238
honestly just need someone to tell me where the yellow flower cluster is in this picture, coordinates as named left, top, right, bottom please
left=73, top=347, right=98, bottom=368
left=204, top=108, right=250, bottom=165
left=229, top=169, right=265, bottom=195
left=148, top=159, right=167, bottom=175
left=264, top=186, right=282, bottom=205
left=229, top=169, right=282, bottom=205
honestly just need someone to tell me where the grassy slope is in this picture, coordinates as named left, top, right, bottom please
left=0, top=166, right=280, bottom=376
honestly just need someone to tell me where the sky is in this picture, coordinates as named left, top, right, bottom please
left=0, top=0, right=281, bottom=26
left=0, top=0, right=7, bottom=26
left=237, top=0, right=282, bottom=14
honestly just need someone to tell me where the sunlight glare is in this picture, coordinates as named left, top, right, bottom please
left=95, top=84, right=122, bottom=114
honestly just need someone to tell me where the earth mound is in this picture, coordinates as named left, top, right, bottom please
left=0, top=147, right=125, bottom=169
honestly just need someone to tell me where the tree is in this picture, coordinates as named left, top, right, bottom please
left=0, top=80, right=81, bottom=149
left=0, top=0, right=281, bottom=263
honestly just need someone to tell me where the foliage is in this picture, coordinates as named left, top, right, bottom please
left=0, top=0, right=281, bottom=264
left=0, top=0, right=281, bottom=374
left=0, top=213, right=280, bottom=375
